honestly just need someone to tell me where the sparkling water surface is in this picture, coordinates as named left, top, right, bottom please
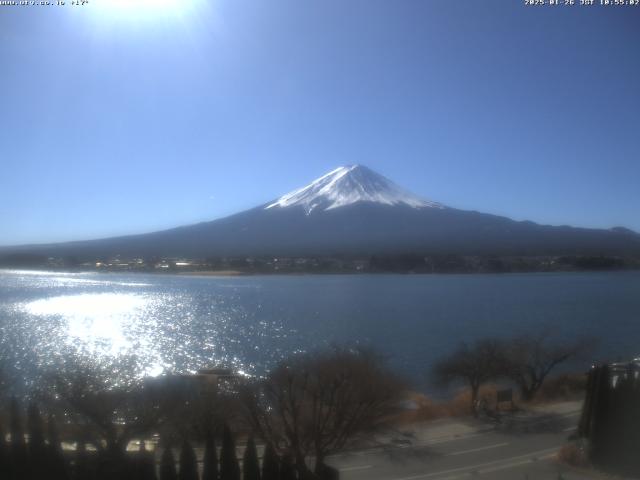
left=1, top=269, right=639, bottom=391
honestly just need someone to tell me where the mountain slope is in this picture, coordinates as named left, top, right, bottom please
left=2, top=165, right=640, bottom=260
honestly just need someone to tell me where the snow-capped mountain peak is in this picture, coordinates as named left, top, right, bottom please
left=265, top=165, right=444, bottom=214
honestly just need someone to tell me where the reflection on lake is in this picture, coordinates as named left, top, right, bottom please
left=25, top=293, right=149, bottom=354
left=1, top=269, right=639, bottom=391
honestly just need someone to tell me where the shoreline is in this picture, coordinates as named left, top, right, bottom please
left=175, top=270, right=246, bottom=277
left=1, top=267, right=639, bottom=277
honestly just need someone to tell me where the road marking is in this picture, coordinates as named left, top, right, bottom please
left=339, top=464, right=373, bottom=472
left=397, top=432, right=490, bottom=449
left=563, top=426, right=577, bottom=432
left=446, top=442, right=509, bottom=456
left=330, top=432, right=492, bottom=458
left=389, top=446, right=560, bottom=480
left=331, top=408, right=580, bottom=459
left=437, top=453, right=556, bottom=480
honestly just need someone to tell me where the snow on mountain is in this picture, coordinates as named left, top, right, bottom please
left=265, top=165, right=444, bottom=214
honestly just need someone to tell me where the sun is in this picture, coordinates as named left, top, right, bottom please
left=90, top=0, right=201, bottom=22
left=102, top=0, right=182, bottom=12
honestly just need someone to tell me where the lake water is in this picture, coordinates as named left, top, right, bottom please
left=0, top=269, right=638, bottom=392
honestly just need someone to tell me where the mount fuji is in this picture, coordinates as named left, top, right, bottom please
left=3, top=165, right=640, bottom=260
left=265, top=165, right=443, bottom=214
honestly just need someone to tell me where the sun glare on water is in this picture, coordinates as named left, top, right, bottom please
left=24, top=293, right=161, bottom=371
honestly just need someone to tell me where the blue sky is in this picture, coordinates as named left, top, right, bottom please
left=1, top=0, right=639, bottom=245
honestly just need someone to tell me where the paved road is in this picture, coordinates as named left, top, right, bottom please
left=327, top=402, right=597, bottom=480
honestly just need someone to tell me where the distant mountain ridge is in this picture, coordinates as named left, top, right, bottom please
left=2, top=165, right=639, bottom=260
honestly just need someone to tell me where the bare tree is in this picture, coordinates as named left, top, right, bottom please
left=242, top=347, right=407, bottom=475
left=502, top=332, right=593, bottom=401
left=432, top=339, right=506, bottom=415
left=45, top=356, right=177, bottom=454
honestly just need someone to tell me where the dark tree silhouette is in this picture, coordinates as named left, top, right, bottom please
left=137, top=441, right=158, bottom=480
left=160, top=446, right=178, bottom=480
left=220, top=424, right=240, bottom=480
left=47, top=414, right=70, bottom=480
left=279, top=455, right=296, bottom=480
left=10, top=397, right=28, bottom=480
left=242, top=436, right=260, bottom=480
left=178, top=440, right=198, bottom=480
left=27, top=402, right=47, bottom=477
left=260, top=444, right=279, bottom=480
left=0, top=421, right=9, bottom=480
left=27, top=403, right=45, bottom=453
left=74, top=441, right=91, bottom=480
left=315, top=462, right=339, bottom=480
left=433, top=339, right=506, bottom=415
left=202, top=429, right=219, bottom=480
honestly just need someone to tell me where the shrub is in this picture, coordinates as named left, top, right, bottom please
left=392, top=393, right=448, bottom=424
left=535, top=374, right=587, bottom=403
left=557, top=443, right=589, bottom=468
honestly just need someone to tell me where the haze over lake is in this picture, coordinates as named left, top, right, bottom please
left=1, top=269, right=638, bottom=392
